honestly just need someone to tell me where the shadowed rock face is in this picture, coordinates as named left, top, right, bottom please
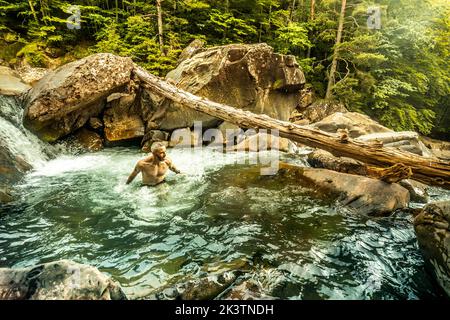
left=414, top=201, right=450, bottom=297
left=23, top=53, right=134, bottom=142
left=149, top=43, right=306, bottom=130
left=0, top=260, right=127, bottom=300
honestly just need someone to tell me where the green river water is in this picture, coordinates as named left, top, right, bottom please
left=1, top=145, right=449, bottom=300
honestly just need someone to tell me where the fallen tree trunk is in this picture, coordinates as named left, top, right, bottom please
left=134, top=66, right=450, bottom=189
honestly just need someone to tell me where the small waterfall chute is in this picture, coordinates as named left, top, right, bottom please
left=0, top=95, right=56, bottom=170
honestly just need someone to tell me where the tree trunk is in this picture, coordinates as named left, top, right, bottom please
left=289, top=0, right=297, bottom=22
left=325, top=0, right=346, bottom=99
left=115, top=0, right=119, bottom=22
left=133, top=66, right=450, bottom=189
left=306, top=0, right=315, bottom=58
left=28, top=0, right=39, bottom=24
left=156, top=0, right=165, bottom=56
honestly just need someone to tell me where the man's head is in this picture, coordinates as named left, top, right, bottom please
left=151, top=142, right=167, bottom=161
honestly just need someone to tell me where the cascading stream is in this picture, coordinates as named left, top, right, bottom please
left=0, top=95, right=56, bottom=169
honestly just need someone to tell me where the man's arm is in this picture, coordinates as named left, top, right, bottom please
left=126, top=162, right=142, bottom=184
left=166, top=158, right=181, bottom=174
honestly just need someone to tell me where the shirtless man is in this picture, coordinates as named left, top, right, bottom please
left=126, top=142, right=181, bottom=186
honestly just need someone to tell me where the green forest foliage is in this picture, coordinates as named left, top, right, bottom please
left=0, top=0, right=449, bottom=137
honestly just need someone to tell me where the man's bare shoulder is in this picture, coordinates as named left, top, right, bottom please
left=164, top=157, right=173, bottom=165
left=138, top=155, right=154, bottom=166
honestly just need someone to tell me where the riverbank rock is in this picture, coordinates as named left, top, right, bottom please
left=0, top=66, right=31, bottom=96
left=15, top=62, right=48, bottom=85
left=103, top=89, right=144, bottom=143
left=312, top=112, right=392, bottom=138
left=278, top=164, right=410, bottom=216
left=141, top=130, right=170, bottom=152
left=398, top=179, right=429, bottom=204
left=299, top=100, right=348, bottom=123
left=0, top=260, right=127, bottom=300
left=148, top=43, right=305, bottom=130
left=177, top=39, right=205, bottom=64
left=72, top=128, right=104, bottom=152
left=226, top=132, right=295, bottom=153
left=356, top=131, right=434, bottom=157
left=414, top=201, right=450, bottom=297
left=23, top=53, right=134, bottom=142
left=420, top=136, right=450, bottom=161
left=168, top=127, right=202, bottom=148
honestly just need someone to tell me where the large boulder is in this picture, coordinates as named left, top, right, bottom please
left=148, top=43, right=305, bottom=130
left=71, top=128, right=104, bottom=152
left=312, top=112, right=392, bottom=138
left=103, top=87, right=144, bottom=143
left=0, top=66, right=31, bottom=96
left=414, top=201, right=450, bottom=297
left=420, top=136, right=450, bottom=161
left=356, top=131, right=434, bottom=157
left=298, top=100, right=348, bottom=124
left=23, top=53, right=134, bottom=142
left=0, top=260, right=127, bottom=300
left=312, top=112, right=434, bottom=157
left=279, top=164, right=410, bottom=216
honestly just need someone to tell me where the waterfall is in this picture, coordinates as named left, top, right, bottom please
left=0, top=95, right=56, bottom=169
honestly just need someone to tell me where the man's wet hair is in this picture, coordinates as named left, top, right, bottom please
left=151, top=142, right=166, bottom=153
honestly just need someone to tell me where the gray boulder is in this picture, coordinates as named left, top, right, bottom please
left=23, top=53, right=134, bottom=142
left=0, top=260, right=127, bottom=300
left=414, top=201, right=450, bottom=297
left=148, top=43, right=305, bottom=130
left=298, top=100, right=348, bottom=124
left=279, top=164, right=410, bottom=216
left=312, top=112, right=392, bottom=138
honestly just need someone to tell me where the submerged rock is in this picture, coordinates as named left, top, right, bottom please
left=278, top=164, right=410, bottom=216
left=307, top=149, right=366, bottom=175
left=149, top=272, right=239, bottom=300
left=149, top=43, right=305, bottom=130
left=0, top=260, right=127, bottom=300
left=414, top=201, right=450, bottom=297
left=23, top=53, right=134, bottom=142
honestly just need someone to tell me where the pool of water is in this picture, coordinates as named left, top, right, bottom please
left=0, top=147, right=447, bottom=299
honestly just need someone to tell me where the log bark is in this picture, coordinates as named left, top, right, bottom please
left=133, top=66, right=450, bottom=189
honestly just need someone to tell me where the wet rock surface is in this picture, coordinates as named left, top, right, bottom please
left=150, top=43, right=305, bottom=130
left=279, top=163, right=410, bottom=216
left=0, top=260, right=127, bottom=300
left=414, top=201, right=450, bottom=297
left=23, top=53, right=134, bottom=142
